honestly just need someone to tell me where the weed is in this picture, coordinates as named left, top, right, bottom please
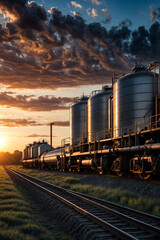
left=0, top=166, right=72, bottom=240
left=20, top=223, right=44, bottom=235
left=10, top=165, right=160, bottom=217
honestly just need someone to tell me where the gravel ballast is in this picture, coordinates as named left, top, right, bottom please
left=47, top=170, right=160, bottom=200
left=6, top=169, right=115, bottom=240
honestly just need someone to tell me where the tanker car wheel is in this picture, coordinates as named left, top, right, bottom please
left=117, top=171, right=124, bottom=177
left=98, top=169, right=103, bottom=175
left=139, top=173, right=151, bottom=180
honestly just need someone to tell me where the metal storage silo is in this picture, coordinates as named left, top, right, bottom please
left=28, top=144, right=32, bottom=159
left=38, top=143, right=52, bottom=156
left=32, top=142, right=41, bottom=158
left=23, top=148, right=28, bottom=160
left=88, top=86, right=112, bottom=142
left=70, top=96, right=88, bottom=145
left=113, top=64, right=158, bottom=138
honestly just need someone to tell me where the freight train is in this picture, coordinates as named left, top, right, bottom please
left=22, top=63, right=160, bottom=180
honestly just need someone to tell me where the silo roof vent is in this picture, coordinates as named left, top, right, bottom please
left=131, top=62, right=147, bottom=72
left=102, top=85, right=112, bottom=91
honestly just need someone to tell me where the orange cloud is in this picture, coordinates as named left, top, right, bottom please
left=71, top=1, right=82, bottom=9
left=0, top=0, right=159, bottom=92
left=0, top=92, right=72, bottom=111
left=0, top=118, right=69, bottom=127
left=0, top=118, right=43, bottom=127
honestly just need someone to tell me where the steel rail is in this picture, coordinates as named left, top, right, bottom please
left=66, top=191, right=160, bottom=236
left=16, top=170, right=160, bottom=237
left=19, top=169, right=160, bottom=223
left=73, top=191, right=160, bottom=222
left=9, top=169, right=160, bottom=224
left=6, top=168, right=137, bottom=240
left=7, top=168, right=160, bottom=239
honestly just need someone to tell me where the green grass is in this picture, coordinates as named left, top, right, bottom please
left=10, top=165, right=160, bottom=217
left=0, top=229, right=26, bottom=240
left=0, top=166, right=72, bottom=240
left=70, top=184, right=160, bottom=215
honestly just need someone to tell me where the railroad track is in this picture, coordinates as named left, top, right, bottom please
left=6, top=168, right=160, bottom=240
left=22, top=167, right=160, bottom=185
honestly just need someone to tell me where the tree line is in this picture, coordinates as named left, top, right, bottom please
left=0, top=150, right=22, bottom=165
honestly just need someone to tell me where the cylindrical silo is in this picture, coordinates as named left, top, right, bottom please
left=23, top=148, right=28, bottom=160
left=113, top=65, right=158, bottom=138
left=38, top=143, right=52, bottom=156
left=88, top=86, right=112, bottom=142
left=70, top=96, right=88, bottom=145
left=28, top=144, right=33, bottom=159
left=32, top=142, right=41, bottom=158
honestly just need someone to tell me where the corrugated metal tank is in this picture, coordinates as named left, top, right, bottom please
left=32, top=143, right=41, bottom=158
left=70, top=96, right=88, bottom=145
left=113, top=66, right=158, bottom=138
left=23, top=148, right=28, bottom=160
left=88, top=86, right=112, bottom=142
left=28, top=145, right=32, bottom=159
left=38, top=143, right=51, bottom=156
left=43, top=148, right=63, bottom=164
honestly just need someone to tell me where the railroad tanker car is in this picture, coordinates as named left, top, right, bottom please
left=22, top=63, right=160, bottom=180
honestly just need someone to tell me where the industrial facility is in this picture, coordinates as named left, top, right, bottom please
left=22, top=62, right=160, bottom=180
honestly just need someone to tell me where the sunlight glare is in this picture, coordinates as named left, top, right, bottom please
left=0, top=138, right=5, bottom=147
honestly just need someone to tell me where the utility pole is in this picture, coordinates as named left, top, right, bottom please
left=50, top=122, right=54, bottom=150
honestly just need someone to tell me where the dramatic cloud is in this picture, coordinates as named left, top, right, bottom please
left=26, top=134, right=50, bottom=138
left=0, top=118, right=44, bottom=127
left=87, top=8, right=98, bottom=18
left=150, top=6, right=160, bottom=21
left=0, top=118, right=70, bottom=127
left=0, top=92, right=72, bottom=111
left=71, top=1, right=82, bottom=9
left=101, top=9, right=111, bottom=23
left=91, top=8, right=98, bottom=18
left=92, top=0, right=101, bottom=6
left=0, top=0, right=160, bottom=91
left=0, top=0, right=47, bottom=31
left=120, top=18, right=132, bottom=27
left=70, top=11, right=80, bottom=17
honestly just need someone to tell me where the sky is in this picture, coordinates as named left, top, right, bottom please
left=0, top=0, right=160, bottom=152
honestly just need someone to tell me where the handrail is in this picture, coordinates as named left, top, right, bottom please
left=89, top=90, right=101, bottom=97
left=63, top=113, right=160, bottom=148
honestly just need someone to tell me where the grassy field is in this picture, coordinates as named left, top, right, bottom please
left=10, top=165, right=160, bottom=217
left=0, top=166, right=72, bottom=240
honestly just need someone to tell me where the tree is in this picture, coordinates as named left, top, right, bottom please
left=0, top=150, right=22, bottom=165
